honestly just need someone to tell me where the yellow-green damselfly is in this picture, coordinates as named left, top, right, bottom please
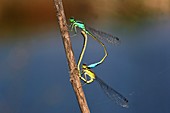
left=78, top=31, right=128, bottom=108
left=81, top=63, right=128, bottom=108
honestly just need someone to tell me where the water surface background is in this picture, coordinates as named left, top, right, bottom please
left=0, top=0, right=170, bottom=113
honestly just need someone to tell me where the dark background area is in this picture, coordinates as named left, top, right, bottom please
left=0, top=0, right=170, bottom=113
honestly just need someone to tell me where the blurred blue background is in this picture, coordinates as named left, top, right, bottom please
left=0, top=0, right=170, bottom=113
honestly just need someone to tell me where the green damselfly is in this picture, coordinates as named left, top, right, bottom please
left=69, top=17, right=120, bottom=68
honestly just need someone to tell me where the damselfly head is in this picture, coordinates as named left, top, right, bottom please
left=69, top=17, right=75, bottom=23
left=82, top=64, right=88, bottom=69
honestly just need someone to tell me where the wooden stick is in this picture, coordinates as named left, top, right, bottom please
left=53, top=0, right=90, bottom=113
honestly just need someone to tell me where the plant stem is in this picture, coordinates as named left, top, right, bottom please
left=53, top=0, right=90, bottom=113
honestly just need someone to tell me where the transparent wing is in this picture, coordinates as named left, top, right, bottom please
left=95, top=76, right=128, bottom=108
left=86, top=26, right=120, bottom=45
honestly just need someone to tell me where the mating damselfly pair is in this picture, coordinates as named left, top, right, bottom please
left=69, top=17, right=128, bottom=108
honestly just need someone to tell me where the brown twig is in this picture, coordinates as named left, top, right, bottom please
left=53, top=0, right=90, bottom=113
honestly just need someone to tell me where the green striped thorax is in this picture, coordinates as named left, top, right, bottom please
left=69, top=17, right=86, bottom=30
